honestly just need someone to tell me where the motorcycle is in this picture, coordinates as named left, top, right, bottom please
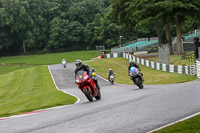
left=75, top=70, right=101, bottom=102
left=129, top=67, right=144, bottom=89
left=62, top=60, right=66, bottom=68
left=109, top=74, right=115, bottom=85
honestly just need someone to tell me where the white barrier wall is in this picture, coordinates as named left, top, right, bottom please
left=105, top=53, right=196, bottom=75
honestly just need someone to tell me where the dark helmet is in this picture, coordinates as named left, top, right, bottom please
left=129, top=60, right=134, bottom=65
left=92, top=68, right=95, bottom=71
left=75, top=59, right=82, bottom=68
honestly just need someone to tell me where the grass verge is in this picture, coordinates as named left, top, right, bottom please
left=145, top=54, right=195, bottom=66
left=86, top=58, right=196, bottom=85
left=0, top=65, right=77, bottom=117
left=0, top=64, right=32, bottom=75
left=154, top=115, right=200, bottom=133
left=0, top=50, right=97, bottom=65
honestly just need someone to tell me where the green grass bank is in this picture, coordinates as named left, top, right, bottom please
left=144, top=54, right=195, bottom=66
left=0, top=50, right=97, bottom=65
left=154, top=115, right=200, bottom=133
left=86, top=58, right=196, bottom=85
left=0, top=66, right=77, bottom=117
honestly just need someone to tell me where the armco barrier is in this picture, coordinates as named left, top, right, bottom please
left=105, top=53, right=196, bottom=75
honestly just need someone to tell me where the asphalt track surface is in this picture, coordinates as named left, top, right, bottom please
left=0, top=63, right=200, bottom=133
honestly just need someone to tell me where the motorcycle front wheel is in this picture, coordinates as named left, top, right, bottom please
left=134, top=78, right=143, bottom=89
left=84, top=87, right=93, bottom=102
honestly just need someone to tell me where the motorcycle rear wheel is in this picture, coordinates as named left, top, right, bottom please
left=84, top=87, right=93, bottom=102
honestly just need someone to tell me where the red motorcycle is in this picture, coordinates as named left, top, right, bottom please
left=75, top=70, right=101, bottom=102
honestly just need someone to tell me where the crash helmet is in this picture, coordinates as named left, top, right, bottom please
left=92, top=68, right=95, bottom=71
left=129, top=60, right=134, bottom=65
left=75, top=59, right=82, bottom=68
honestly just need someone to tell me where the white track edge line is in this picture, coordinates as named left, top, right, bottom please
left=148, top=112, right=200, bottom=133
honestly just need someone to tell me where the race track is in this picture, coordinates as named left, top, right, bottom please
left=0, top=63, right=199, bottom=133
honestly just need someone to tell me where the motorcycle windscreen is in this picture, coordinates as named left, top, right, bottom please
left=76, top=70, right=87, bottom=83
left=130, top=67, right=138, bottom=76
left=110, top=74, right=115, bottom=78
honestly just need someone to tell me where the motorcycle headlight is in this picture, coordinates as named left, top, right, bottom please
left=84, top=75, right=88, bottom=80
left=76, top=80, right=79, bottom=83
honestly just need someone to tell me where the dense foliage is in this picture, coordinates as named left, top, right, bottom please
left=0, top=0, right=200, bottom=56
left=109, top=0, right=200, bottom=54
left=0, top=0, right=150, bottom=56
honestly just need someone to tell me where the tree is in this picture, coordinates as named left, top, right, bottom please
left=0, top=0, right=48, bottom=53
left=109, top=0, right=165, bottom=47
left=174, top=0, right=200, bottom=54
left=109, top=0, right=200, bottom=55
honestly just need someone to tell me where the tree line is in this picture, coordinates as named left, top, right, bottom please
left=0, top=0, right=200, bottom=56
left=109, top=0, right=200, bottom=54
left=0, top=0, right=146, bottom=56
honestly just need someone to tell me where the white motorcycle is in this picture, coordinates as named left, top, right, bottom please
left=129, top=67, right=143, bottom=89
left=62, top=60, right=66, bottom=68
left=109, top=74, right=115, bottom=85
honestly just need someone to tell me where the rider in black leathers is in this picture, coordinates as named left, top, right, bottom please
left=75, top=59, right=100, bottom=90
left=128, top=60, right=144, bottom=81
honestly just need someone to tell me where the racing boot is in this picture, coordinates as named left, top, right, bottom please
left=96, top=83, right=101, bottom=91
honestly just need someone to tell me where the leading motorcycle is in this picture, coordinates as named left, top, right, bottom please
left=129, top=67, right=144, bottom=89
left=75, top=70, right=101, bottom=102
left=62, top=60, right=66, bottom=68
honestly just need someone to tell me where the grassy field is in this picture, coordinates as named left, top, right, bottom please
left=0, top=50, right=98, bottom=117
left=154, top=115, right=200, bottom=133
left=86, top=58, right=196, bottom=85
left=0, top=64, right=31, bottom=75
left=145, top=54, right=195, bottom=66
left=0, top=66, right=77, bottom=117
left=0, top=50, right=97, bottom=65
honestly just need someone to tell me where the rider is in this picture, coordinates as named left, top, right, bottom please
left=74, top=59, right=100, bottom=90
left=107, top=68, right=115, bottom=81
left=62, top=59, right=66, bottom=64
left=128, top=60, right=144, bottom=81
left=91, top=68, right=96, bottom=73
left=62, top=59, right=67, bottom=68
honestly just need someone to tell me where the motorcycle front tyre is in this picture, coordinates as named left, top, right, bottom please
left=134, top=78, right=143, bottom=89
left=84, top=87, right=93, bottom=102
left=111, top=81, right=114, bottom=84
